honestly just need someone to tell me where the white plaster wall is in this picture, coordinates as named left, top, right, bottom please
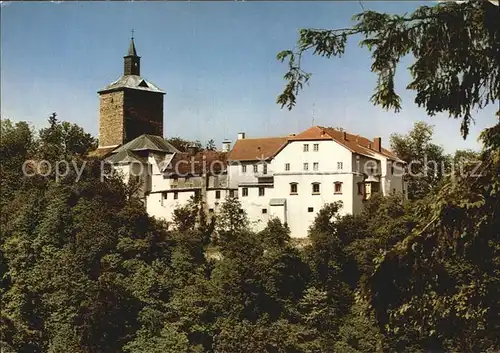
left=273, top=140, right=353, bottom=175
left=238, top=185, right=274, bottom=232
left=206, top=189, right=230, bottom=212
left=269, top=140, right=355, bottom=238
left=272, top=173, right=354, bottom=238
left=146, top=189, right=196, bottom=224
left=228, top=161, right=275, bottom=188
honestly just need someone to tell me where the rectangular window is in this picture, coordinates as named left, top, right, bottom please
left=242, top=165, right=247, bottom=173
left=290, top=183, right=298, bottom=195
left=313, top=143, right=319, bottom=152
left=242, top=187, right=248, bottom=197
left=259, top=187, right=265, bottom=197
left=312, top=183, right=320, bottom=194
left=337, top=162, right=343, bottom=170
left=174, top=191, right=178, bottom=200
left=162, top=192, right=168, bottom=199
left=334, top=182, right=342, bottom=194
left=263, top=164, right=268, bottom=175
left=262, top=208, right=268, bottom=214
left=215, top=190, right=221, bottom=199
left=285, top=163, right=290, bottom=171
left=229, top=190, right=237, bottom=198
left=308, top=207, right=314, bottom=213
left=253, top=165, right=258, bottom=173
left=303, top=163, right=309, bottom=171
left=391, top=165, right=394, bottom=175
left=313, top=162, right=319, bottom=171
left=209, top=208, right=214, bottom=213
left=357, top=183, right=363, bottom=195
left=303, top=144, right=309, bottom=152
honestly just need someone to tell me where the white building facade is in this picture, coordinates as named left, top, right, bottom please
left=104, top=126, right=406, bottom=238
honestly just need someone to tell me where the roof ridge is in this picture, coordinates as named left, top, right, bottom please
left=235, top=136, right=288, bottom=141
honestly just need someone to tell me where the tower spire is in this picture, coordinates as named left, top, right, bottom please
left=124, top=31, right=140, bottom=76
left=128, top=30, right=137, bottom=56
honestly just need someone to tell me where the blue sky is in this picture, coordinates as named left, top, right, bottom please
left=1, top=1, right=497, bottom=153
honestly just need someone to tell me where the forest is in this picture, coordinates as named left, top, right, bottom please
left=0, top=111, right=498, bottom=353
left=1, top=0, right=499, bottom=352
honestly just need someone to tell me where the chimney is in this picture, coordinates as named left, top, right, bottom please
left=237, top=132, right=246, bottom=140
left=221, top=139, right=232, bottom=152
left=373, top=137, right=382, bottom=152
left=187, top=144, right=198, bottom=156
left=343, top=131, right=347, bottom=140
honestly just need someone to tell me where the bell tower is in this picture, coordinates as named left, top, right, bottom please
left=97, top=33, right=165, bottom=149
left=124, top=31, right=140, bottom=76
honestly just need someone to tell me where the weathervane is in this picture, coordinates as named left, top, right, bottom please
left=131, top=29, right=134, bottom=40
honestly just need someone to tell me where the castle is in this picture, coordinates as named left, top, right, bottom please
left=97, top=37, right=407, bottom=238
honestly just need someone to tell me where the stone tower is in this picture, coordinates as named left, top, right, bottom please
left=97, top=35, right=165, bottom=148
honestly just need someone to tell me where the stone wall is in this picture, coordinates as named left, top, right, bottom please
left=123, top=89, right=164, bottom=142
left=98, top=91, right=124, bottom=147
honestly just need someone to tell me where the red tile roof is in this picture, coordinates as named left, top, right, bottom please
left=290, top=126, right=400, bottom=161
left=227, top=137, right=289, bottom=161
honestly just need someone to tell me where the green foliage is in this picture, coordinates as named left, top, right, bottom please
left=205, top=139, right=217, bottom=151
left=390, top=121, right=450, bottom=199
left=166, top=136, right=203, bottom=152
left=38, top=113, right=97, bottom=161
left=277, top=1, right=500, bottom=138
left=215, top=196, right=249, bottom=243
left=364, top=121, right=500, bottom=351
left=2, top=114, right=499, bottom=352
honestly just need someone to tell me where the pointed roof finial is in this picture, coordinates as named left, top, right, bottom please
left=127, top=30, right=137, bottom=56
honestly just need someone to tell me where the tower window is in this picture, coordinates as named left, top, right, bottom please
left=357, top=183, right=364, bottom=195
